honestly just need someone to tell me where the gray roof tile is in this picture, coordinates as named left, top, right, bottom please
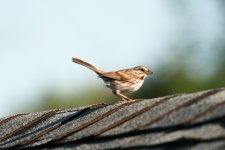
left=0, top=88, right=225, bottom=149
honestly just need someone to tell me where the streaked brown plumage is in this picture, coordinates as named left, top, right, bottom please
left=72, top=57, right=153, bottom=102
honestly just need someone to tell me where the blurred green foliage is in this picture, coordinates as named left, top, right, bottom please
left=135, top=48, right=225, bottom=99
left=30, top=89, right=116, bottom=112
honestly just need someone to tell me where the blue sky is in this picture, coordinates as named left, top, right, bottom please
left=0, top=0, right=223, bottom=116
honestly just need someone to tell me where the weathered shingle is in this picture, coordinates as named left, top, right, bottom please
left=0, top=88, right=225, bottom=150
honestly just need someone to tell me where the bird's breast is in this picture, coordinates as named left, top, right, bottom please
left=104, top=79, right=144, bottom=94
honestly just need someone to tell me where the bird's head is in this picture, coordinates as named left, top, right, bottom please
left=134, top=66, right=153, bottom=78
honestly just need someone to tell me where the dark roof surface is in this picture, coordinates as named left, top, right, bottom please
left=0, top=88, right=225, bottom=150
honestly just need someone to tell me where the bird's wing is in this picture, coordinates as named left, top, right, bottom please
left=100, top=71, right=132, bottom=81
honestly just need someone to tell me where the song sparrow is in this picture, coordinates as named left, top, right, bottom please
left=72, top=58, right=153, bottom=102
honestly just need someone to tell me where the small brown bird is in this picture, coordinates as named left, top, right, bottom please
left=72, top=58, right=153, bottom=102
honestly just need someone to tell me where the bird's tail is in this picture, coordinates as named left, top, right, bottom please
left=72, top=58, right=104, bottom=74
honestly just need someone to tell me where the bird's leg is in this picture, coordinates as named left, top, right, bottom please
left=113, top=90, right=133, bottom=102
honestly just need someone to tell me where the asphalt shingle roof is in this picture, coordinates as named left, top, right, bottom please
left=0, top=88, right=225, bottom=150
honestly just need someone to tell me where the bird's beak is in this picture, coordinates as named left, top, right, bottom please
left=147, top=70, right=153, bottom=75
